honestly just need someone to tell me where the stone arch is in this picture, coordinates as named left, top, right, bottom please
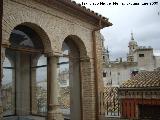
left=60, top=35, right=94, bottom=120
left=7, top=22, right=52, bottom=54
left=21, top=22, right=52, bottom=53
left=3, top=6, right=60, bottom=54
left=61, top=35, right=88, bottom=59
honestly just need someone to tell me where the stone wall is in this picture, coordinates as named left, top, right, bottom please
left=133, top=49, right=155, bottom=71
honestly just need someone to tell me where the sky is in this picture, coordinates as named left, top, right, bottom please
left=74, top=0, right=160, bottom=60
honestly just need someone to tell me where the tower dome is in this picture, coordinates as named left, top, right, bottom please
left=129, top=32, right=138, bottom=46
left=127, top=32, right=138, bottom=62
left=128, top=32, right=138, bottom=52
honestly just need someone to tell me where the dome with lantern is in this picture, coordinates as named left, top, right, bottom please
left=129, top=32, right=138, bottom=47
left=129, top=33, right=137, bottom=46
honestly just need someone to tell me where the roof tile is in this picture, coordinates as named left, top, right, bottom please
left=121, top=71, right=160, bottom=88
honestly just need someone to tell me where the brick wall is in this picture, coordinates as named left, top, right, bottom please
left=1, top=0, right=106, bottom=120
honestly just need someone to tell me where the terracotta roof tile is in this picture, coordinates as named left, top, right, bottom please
left=104, top=86, right=119, bottom=112
left=121, top=71, right=160, bottom=88
left=65, top=0, right=110, bottom=21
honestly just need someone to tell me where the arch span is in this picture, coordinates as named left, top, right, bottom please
left=5, top=22, right=52, bottom=54
left=62, top=35, right=88, bottom=59
left=60, top=35, right=93, bottom=120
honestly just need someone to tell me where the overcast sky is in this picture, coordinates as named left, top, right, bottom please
left=74, top=0, right=160, bottom=60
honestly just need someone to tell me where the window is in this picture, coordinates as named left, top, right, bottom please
left=2, top=50, right=16, bottom=116
left=5, top=25, right=46, bottom=117
left=31, top=55, right=47, bottom=116
left=103, top=72, right=107, bottom=77
left=139, top=54, right=144, bottom=57
left=58, top=45, right=70, bottom=109
left=103, top=56, right=105, bottom=60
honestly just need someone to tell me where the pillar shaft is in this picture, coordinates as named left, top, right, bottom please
left=50, top=56, right=58, bottom=105
left=48, top=56, right=63, bottom=120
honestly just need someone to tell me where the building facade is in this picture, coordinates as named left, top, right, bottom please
left=103, top=33, right=160, bottom=86
left=1, top=0, right=112, bottom=120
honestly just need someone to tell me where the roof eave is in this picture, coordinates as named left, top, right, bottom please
left=119, top=87, right=160, bottom=91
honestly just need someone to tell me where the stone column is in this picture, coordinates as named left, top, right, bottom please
left=0, top=47, right=5, bottom=119
left=48, top=55, right=63, bottom=120
left=16, top=53, right=30, bottom=115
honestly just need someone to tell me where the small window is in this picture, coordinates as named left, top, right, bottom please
left=131, top=58, right=134, bottom=62
left=103, top=72, right=106, bottom=77
left=139, top=54, right=144, bottom=57
left=103, top=56, right=105, bottom=60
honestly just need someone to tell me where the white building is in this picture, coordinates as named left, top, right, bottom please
left=103, top=33, right=160, bottom=86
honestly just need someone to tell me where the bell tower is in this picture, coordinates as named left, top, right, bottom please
left=127, top=33, right=138, bottom=62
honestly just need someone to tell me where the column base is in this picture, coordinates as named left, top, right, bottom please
left=48, top=105, right=63, bottom=120
left=48, top=112, right=63, bottom=120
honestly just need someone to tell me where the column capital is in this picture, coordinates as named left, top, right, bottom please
left=48, top=104, right=60, bottom=111
left=44, top=51, right=62, bottom=58
left=2, top=42, right=10, bottom=48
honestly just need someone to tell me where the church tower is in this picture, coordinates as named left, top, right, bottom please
left=127, top=33, right=138, bottom=62
left=103, top=46, right=110, bottom=64
left=101, top=34, right=110, bottom=64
